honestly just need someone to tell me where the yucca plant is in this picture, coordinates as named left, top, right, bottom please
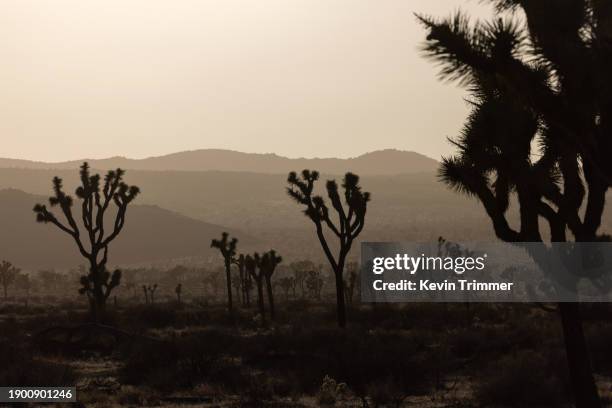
left=34, top=162, right=139, bottom=322
left=211, top=232, right=238, bottom=315
left=419, top=3, right=612, bottom=404
left=287, top=170, right=370, bottom=328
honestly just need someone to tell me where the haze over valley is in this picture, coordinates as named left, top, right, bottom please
left=0, top=149, right=494, bottom=269
left=8, top=148, right=612, bottom=271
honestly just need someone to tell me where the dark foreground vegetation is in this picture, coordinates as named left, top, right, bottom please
left=2, top=0, right=611, bottom=406
left=2, top=294, right=612, bottom=407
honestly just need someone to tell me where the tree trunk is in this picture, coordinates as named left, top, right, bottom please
left=558, top=302, right=601, bottom=408
left=88, top=295, right=106, bottom=324
left=334, top=271, right=347, bottom=328
left=265, top=276, right=275, bottom=321
left=225, top=260, right=233, bottom=314
left=256, top=279, right=266, bottom=327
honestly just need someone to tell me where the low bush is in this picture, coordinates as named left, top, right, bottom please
left=120, top=329, right=244, bottom=391
left=0, top=339, right=75, bottom=386
left=476, top=350, right=570, bottom=407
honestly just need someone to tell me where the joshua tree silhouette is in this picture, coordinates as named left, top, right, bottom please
left=33, top=162, right=139, bottom=322
left=419, top=6, right=612, bottom=404
left=0, top=260, right=20, bottom=300
left=287, top=170, right=370, bottom=328
left=259, top=250, right=282, bottom=321
left=142, top=284, right=157, bottom=305
left=211, top=232, right=238, bottom=315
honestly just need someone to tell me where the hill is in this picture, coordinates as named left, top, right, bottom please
left=0, top=189, right=255, bottom=269
left=0, top=149, right=438, bottom=175
left=0, top=168, right=498, bottom=264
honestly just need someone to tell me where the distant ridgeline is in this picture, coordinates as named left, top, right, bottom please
left=0, top=149, right=438, bottom=175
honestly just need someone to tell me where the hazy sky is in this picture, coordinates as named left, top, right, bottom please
left=0, top=1, right=494, bottom=162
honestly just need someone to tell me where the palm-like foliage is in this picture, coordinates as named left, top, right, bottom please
left=287, top=170, right=370, bottom=328
left=33, top=162, right=139, bottom=321
left=420, top=2, right=611, bottom=406
left=418, top=0, right=612, bottom=195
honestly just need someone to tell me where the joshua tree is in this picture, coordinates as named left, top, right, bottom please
left=287, top=170, right=370, bottom=327
left=419, top=7, right=612, bottom=404
left=143, top=284, right=158, bottom=304
left=259, top=250, right=282, bottom=321
left=33, top=162, right=139, bottom=322
left=245, top=254, right=266, bottom=326
left=211, top=232, right=238, bottom=315
left=0, top=261, right=20, bottom=300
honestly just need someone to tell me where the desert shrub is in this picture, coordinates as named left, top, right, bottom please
left=241, top=328, right=434, bottom=397
left=116, top=385, right=160, bottom=406
left=447, top=316, right=554, bottom=368
left=366, top=378, right=407, bottom=408
left=316, top=375, right=348, bottom=405
left=176, top=309, right=211, bottom=327
left=120, top=339, right=179, bottom=388
left=239, top=374, right=276, bottom=407
left=137, top=305, right=179, bottom=328
left=329, top=331, right=432, bottom=398
left=476, top=350, right=569, bottom=407
left=120, top=329, right=242, bottom=391
left=0, top=339, right=75, bottom=386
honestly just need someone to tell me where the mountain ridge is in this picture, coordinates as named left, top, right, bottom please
left=0, top=149, right=439, bottom=175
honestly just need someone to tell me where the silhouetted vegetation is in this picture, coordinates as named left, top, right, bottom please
left=419, top=1, right=612, bottom=405
left=210, top=232, right=238, bottom=316
left=0, top=2, right=608, bottom=404
left=260, top=250, right=282, bottom=321
left=287, top=170, right=370, bottom=327
left=33, top=163, right=140, bottom=322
